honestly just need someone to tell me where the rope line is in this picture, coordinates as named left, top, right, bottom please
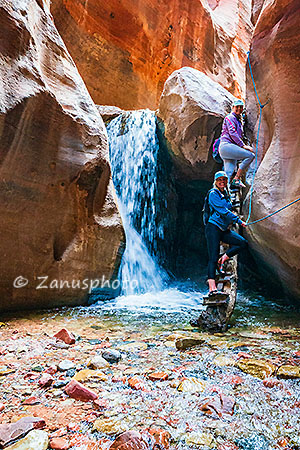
left=245, top=52, right=268, bottom=225
left=245, top=51, right=300, bottom=226
left=247, top=196, right=300, bottom=225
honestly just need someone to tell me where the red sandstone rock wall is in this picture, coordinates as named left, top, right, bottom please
left=0, top=0, right=124, bottom=312
left=244, top=0, right=300, bottom=299
left=51, top=0, right=253, bottom=109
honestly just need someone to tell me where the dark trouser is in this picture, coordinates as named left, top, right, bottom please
left=205, top=222, right=248, bottom=279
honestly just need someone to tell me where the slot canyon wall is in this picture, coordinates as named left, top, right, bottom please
left=0, top=0, right=299, bottom=311
left=243, top=0, right=300, bottom=299
left=0, top=0, right=124, bottom=312
left=50, top=0, right=253, bottom=109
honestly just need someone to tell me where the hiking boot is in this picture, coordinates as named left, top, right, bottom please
left=231, top=178, right=246, bottom=188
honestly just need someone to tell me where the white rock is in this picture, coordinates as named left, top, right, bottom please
left=5, top=430, right=48, bottom=450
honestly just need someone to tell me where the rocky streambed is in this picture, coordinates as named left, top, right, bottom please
left=0, top=291, right=300, bottom=450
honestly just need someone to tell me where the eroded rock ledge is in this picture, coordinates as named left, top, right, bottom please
left=0, top=0, right=124, bottom=312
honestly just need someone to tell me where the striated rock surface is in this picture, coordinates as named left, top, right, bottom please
left=157, top=67, right=235, bottom=180
left=244, top=0, right=300, bottom=300
left=0, top=0, right=124, bottom=312
left=50, top=0, right=252, bottom=109
left=5, top=430, right=49, bottom=450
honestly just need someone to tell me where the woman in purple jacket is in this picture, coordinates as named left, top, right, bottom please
left=219, top=99, right=255, bottom=188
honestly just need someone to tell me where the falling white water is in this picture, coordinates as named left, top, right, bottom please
left=107, top=110, right=168, bottom=295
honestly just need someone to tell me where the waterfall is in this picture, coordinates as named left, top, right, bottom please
left=107, top=110, right=168, bottom=295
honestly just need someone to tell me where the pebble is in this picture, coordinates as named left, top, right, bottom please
left=128, top=376, right=148, bottom=391
left=101, top=349, right=122, bottom=363
left=185, top=432, right=213, bottom=446
left=53, top=329, right=75, bottom=345
left=175, top=337, right=204, bottom=351
left=65, top=369, right=76, bottom=377
left=31, top=365, right=44, bottom=372
left=53, top=380, right=69, bottom=389
left=93, top=418, right=129, bottom=434
left=119, top=342, right=148, bottom=351
left=87, top=355, right=110, bottom=369
left=236, top=359, right=276, bottom=379
left=73, top=369, right=108, bottom=382
left=110, top=430, right=154, bottom=450
left=38, top=373, right=54, bottom=388
left=177, top=378, right=206, bottom=393
left=23, top=396, right=41, bottom=405
left=148, top=372, right=169, bottom=381
left=262, top=377, right=282, bottom=388
left=64, top=379, right=98, bottom=401
left=49, top=437, right=70, bottom=449
left=148, top=428, right=171, bottom=449
left=277, top=365, right=300, bottom=379
left=58, top=360, right=75, bottom=372
left=213, top=356, right=235, bottom=367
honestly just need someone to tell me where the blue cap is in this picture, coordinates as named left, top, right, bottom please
left=233, top=99, right=244, bottom=107
left=214, top=171, right=228, bottom=181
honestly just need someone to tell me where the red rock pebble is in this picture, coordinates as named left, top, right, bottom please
left=110, top=430, right=155, bottom=450
left=45, top=365, right=58, bottom=374
left=148, top=427, right=171, bottom=449
left=263, top=377, right=282, bottom=388
left=54, top=328, right=76, bottom=345
left=148, top=372, right=169, bottom=381
left=50, top=437, right=70, bottom=449
left=23, top=396, right=41, bottom=405
left=38, top=373, right=54, bottom=388
left=128, top=376, right=148, bottom=391
left=64, top=379, right=98, bottom=401
left=0, top=403, right=5, bottom=412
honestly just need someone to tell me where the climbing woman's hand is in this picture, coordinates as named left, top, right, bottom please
left=240, top=221, right=247, bottom=227
left=243, top=145, right=254, bottom=153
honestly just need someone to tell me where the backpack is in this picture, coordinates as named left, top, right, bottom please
left=202, top=188, right=214, bottom=226
left=212, top=138, right=223, bottom=164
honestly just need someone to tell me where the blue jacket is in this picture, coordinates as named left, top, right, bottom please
left=208, top=188, right=242, bottom=231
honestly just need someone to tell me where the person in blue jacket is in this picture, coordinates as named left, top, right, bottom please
left=205, top=171, right=248, bottom=296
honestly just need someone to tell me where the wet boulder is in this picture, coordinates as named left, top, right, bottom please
left=0, top=417, right=45, bottom=448
left=0, top=0, right=124, bottom=313
left=236, top=359, right=276, bottom=379
left=157, top=67, right=236, bottom=181
left=4, top=430, right=48, bottom=450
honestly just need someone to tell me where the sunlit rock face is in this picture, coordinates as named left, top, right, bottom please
left=244, top=0, right=300, bottom=299
left=157, top=67, right=235, bottom=181
left=0, top=0, right=124, bottom=312
left=50, top=0, right=253, bottom=109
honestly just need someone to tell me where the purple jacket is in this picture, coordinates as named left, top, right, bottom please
left=220, top=112, right=244, bottom=147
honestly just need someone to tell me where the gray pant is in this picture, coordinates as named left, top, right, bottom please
left=219, top=142, right=255, bottom=180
